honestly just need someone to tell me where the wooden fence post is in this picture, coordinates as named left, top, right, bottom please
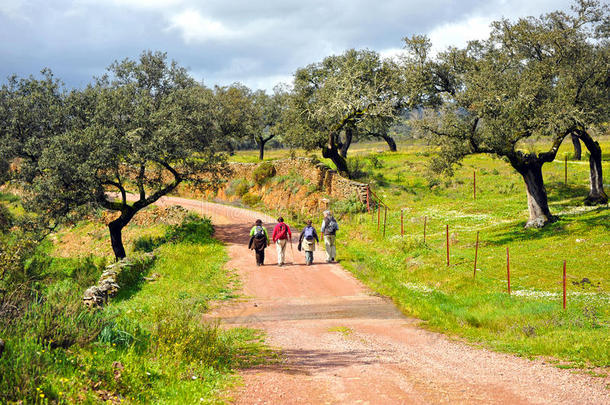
left=383, top=207, right=387, bottom=238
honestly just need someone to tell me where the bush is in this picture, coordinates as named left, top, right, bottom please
left=331, top=195, right=366, bottom=215
left=252, top=162, right=276, bottom=185
left=6, top=279, right=109, bottom=349
left=242, top=193, right=261, bottom=206
left=367, top=155, right=384, bottom=169
left=133, top=235, right=164, bottom=252
left=226, top=178, right=251, bottom=197
left=346, top=157, right=368, bottom=179
left=0, top=203, right=12, bottom=232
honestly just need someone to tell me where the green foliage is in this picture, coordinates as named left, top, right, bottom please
left=367, top=154, right=383, bottom=169
left=226, top=178, right=252, bottom=197
left=0, top=202, right=12, bottom=232
left=252, top=162, right=276, bottom=185
left=331, top=195, right=367, bottom=215
left=15, top=280, right=109, bottom=348
left=284, top=48, right=406, bottom=174
left=403, top=1, right=609, bottom=225
left=346, top=157, right=368, bottom=180
left=134, top=215, right=214, bottom=252
left=242, top=192, right=261, bottom=206
left=1, top=210, right=270, bottom=403
left=0, top=51, right=228, bottom=258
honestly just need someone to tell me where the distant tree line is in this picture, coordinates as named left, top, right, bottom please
left=0, top=0, right=607, bottom=260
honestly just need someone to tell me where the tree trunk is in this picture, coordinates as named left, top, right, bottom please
left=109, top=219, right=127, bottom=260
left=380, top=133, right=397, bottom=152
left=576, top=131, right=608, bottom=205
left=258, top=137, right=266, bottom=160
left=108, top=207, right=137, bottom=260
left=224, top=140, right=235, bottom=156
left=518, top=163, right=555, bottom=228
left=571, top=134, right=581, bottom=160
left=338, top=127, right=353, bottom=158
left=323, top=132, right=350, bottom=177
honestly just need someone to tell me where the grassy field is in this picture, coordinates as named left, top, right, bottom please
left=231, top=138, right=610, bottom=369
left=0, top=198, right=270, bottom=403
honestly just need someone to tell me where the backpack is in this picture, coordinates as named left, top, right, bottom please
left=276, top=223, right=288, bottom=239
left=254, top=226, right=265, bottom=239
left=325, top=218, right=338, bottom=234
left=303, top=226, right=315, bottom=240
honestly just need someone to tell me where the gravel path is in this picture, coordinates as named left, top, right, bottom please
left=152, top=196, right=609, bottom=404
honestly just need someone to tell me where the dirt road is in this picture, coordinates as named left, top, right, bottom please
left=153, top=196, right=609, bottom=404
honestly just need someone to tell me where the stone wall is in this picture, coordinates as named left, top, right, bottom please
left=228, top=158, right=369, bottom=203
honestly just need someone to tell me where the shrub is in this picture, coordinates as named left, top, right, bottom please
left=242, top=193, right=261, bottom=206
left=0, top=203, right=12, bottom=232
left=226, top=178, right=251, bottom=197
left=367, top=155, right=384, bottom=169
left=252, top=162, right=276, bottom=185
left=331, top=195, right=366, bottom=215
left=133, top=235, right=164, bottom=252
left=346, top=157, right=368, bottom=179
left=8, top=279, right=109, bottom=349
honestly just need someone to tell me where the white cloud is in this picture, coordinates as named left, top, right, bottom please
left=379, top=47, right=403, bottom=61
left=428, top=15, right=493, bottom=55
left=78, top=0, right=183, bottom=10
left=167, top=9, right=239, bottom=43
left=0, top=0, right=30, bottom=20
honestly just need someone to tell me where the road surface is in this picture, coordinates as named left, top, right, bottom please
left=151, top=195, right=609, bottom=404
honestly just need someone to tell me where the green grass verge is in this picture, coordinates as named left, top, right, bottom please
left=1, top=213, right=272, bottom=404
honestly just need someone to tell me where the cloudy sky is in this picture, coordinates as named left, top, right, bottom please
left=0, top=0, right=574, bottom=91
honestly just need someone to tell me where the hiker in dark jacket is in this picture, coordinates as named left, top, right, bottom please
left=298, top=220, right=319, bottom=265
left=321, top=210, right=339, bottom=263
left=248, top=219, right=269, bottom=266
left=271, top=217, right=292, bottom=266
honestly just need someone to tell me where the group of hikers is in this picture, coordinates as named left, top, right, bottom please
left=248, top=210, right=339, bottom=267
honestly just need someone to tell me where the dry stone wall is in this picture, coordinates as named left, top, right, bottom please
left=228, top=158, right=368, bottom=202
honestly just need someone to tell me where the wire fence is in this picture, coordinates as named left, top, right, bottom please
left=362, top=184, right=600, bottom=310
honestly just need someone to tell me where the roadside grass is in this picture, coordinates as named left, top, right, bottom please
left=233, top=138, right=610, bottom=368
left=1, top=202, right=272, bottom=404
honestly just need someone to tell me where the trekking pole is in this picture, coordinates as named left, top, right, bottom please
left=289, top=238, right=295, bottom=264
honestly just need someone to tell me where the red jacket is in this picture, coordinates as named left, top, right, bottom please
left=272, top=222, right=292, bottom=242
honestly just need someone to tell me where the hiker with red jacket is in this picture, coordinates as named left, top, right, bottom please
left=272, top=217, right=292, bottom=266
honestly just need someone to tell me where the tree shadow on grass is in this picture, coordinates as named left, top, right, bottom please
left=546, top=183, right=590, bottom=205
left=486, top=205, right=609, bottom=246
left=111, top=256, right=157, bottom=303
